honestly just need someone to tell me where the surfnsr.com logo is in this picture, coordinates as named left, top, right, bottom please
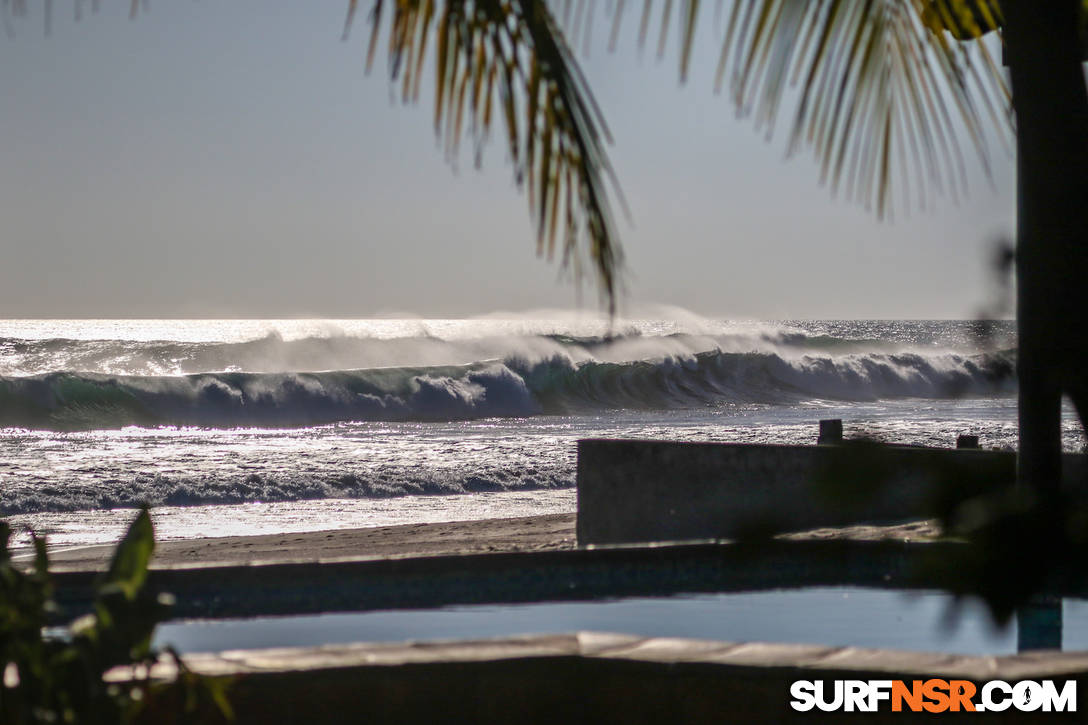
left=790, top=679, right=1076, bottom=713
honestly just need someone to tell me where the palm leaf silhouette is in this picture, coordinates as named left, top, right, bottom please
left=6, top=0, right=1015, bottom=312
left=347, top=0, right=1010, bottom=312
left=345, top=0, right=625, bottom=314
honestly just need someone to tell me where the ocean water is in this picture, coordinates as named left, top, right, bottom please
left=0, top=317, right=1081, bottom=548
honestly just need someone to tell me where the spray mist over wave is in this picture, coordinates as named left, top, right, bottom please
left=0, top=348, right=1014, bottom=431
left=0, top=315, right=1017, bottom=430
left=0, top=314, right=1011, bottom=377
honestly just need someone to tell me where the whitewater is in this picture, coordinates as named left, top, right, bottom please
left=0, top=317, right=1082, bottom=548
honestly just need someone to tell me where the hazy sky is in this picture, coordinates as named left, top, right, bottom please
left=0, top=1, right=1015, bottom=319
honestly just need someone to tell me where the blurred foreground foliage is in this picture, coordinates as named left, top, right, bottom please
left=811, top=439, right=1088, bottom=624
left=0, top=508, right=232, bottom=724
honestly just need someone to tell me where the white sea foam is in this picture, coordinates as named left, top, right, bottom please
left=0, top=317, right=1053, bottom=538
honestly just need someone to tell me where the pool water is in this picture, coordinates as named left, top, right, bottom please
left=153, top=587, right=1088, bottom=656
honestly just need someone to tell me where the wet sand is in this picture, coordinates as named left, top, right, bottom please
left=43, top=513, right=579, bottom=571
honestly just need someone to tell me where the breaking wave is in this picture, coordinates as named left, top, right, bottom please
left=0, top=320, right=1011, bottom=377
left=0, top=466, right=572, bottom=517
left=0, top=347, right=1015, bottom=431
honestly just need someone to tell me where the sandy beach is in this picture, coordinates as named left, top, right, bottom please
left=35, top=513, right=942, bottom=573
left=41, top=513, right=578, bottom=571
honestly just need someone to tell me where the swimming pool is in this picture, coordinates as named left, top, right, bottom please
left=153, top=587, right=1088, bottom=656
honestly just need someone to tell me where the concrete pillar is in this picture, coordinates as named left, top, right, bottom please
left=1017, top=596, right=1063, bottom=652
left=956, top=435, right=980, bottom=449
left=817, top=419, right=843, bottom=445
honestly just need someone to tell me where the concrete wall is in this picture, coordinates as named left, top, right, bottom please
left=133, top=633, right=1088, bottom=724
left=55, top=538, right=986, bottom=620
left=577, top=440, right=1086, bottom=545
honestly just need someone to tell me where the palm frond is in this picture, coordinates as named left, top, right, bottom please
left=534, top=0, right=1012, bottom=223
left=713, top=0, right=1012, bottom=218
left=563, top=0, right=1011, bottom=218
left=709, top=0, right=1005, bottom=215
left=10, top=0, right=1017, bottom=310
left=347, top=0, right=625, bottom=314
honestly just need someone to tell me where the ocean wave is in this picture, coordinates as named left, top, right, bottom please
left=0, top=322, right=1011, bottom=377
left=0, top=348, right=1015, bottom=431
left=0, top=467, right=572, bottom=516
